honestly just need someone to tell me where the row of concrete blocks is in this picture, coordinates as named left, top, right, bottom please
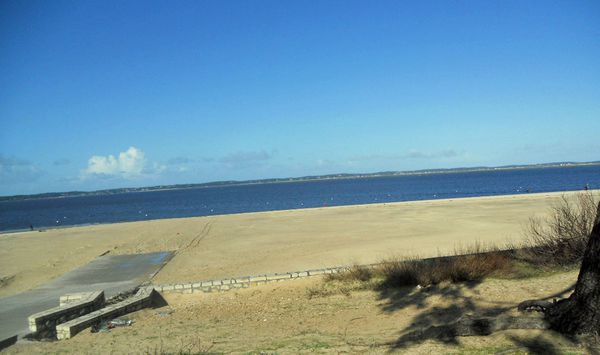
left=154, top=265, right=373, bottom=294
left=56, top=287, right=156, bottom=340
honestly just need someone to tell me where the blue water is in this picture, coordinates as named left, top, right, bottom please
left=1, top=165, right=599, bottom=232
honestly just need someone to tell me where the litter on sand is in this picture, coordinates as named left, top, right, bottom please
left=90, top=318, right=134, bottom=333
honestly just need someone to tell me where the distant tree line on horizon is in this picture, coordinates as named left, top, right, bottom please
left=1, top=161, right=598, bottom=202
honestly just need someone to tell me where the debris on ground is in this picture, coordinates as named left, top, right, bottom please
left=156, top=309, right=174, bottom=317
left=109, top=319, right=134, bottom=327
left=90, top=318, right=134, bottom=333
left=105, top=288, right=139, bottom=305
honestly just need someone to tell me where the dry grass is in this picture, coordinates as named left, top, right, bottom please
left=520, top=191, right=598, bottom=266
left=145, top=336, right=214, bottom=355
left=312, top=244, right=513, bottom=297
left=324, top=264, right=373, bottom=282
left=377, top=248, right=512, bottom=288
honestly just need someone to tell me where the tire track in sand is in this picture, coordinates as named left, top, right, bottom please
left=178, top=220, right=213, bottom=254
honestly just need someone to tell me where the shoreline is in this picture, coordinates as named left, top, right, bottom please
left=2, top=188, right=597, bottom=236
left=1, top=189, right=597, bottom=298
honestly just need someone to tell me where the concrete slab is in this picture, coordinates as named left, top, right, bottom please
left=0, top=252, right=172, bottom=341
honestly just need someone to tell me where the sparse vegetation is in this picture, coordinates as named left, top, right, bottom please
left=307, top=245, right=515, bottom=298
left=324, top=264, right=373, bottom=282
left=520, top=191, right=598, bottom=266
left=145, top=336, right=215, bottom=355
left=310, top=246, right=513, bottom=298
left=379, top=250, right=512, bottom=288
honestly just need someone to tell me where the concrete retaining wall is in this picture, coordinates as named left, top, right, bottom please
left=59, top=292, right=98, bottom=307
left=56, top=287, right=156, bottom=340
left=154, top=265, right=370, bottom=294
left=28, top=291, right=105, bottom=334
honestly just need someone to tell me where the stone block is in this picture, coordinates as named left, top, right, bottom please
left=249, top=276, right=267, bottom=282
left=59, top=292, right=96, bottom=307
left=266, top=274, right=291, bottom=281
left=29, top=291, right=105, bottom=334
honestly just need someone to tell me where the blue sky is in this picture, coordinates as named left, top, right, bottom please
left=1, top=0, right=599, bottom=195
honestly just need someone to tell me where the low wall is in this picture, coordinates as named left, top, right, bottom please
left=56, top=287, right=156, bottom=340
left=153, top=250, right=515, bottom=295
left=154, top=266, right=359, bottom=294
left=59, top=292, right=98, bottom=306
left=28, top=291, right=105, bottom=334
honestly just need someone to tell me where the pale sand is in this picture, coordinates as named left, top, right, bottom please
left=0, top=190, right=594, bottom=297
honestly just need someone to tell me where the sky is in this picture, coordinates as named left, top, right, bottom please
left=1, top=0, right=599, bottom=195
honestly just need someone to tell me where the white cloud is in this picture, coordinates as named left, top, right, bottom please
left=82, top=147, right=162, bottom=179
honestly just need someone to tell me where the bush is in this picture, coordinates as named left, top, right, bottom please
left=324, top=264, right=373, bottom=282
left=521, top=191, right=598, bottom=266
left=377, top=250, right=512, bottom=288
left=321, top=243, right=513, bottom=292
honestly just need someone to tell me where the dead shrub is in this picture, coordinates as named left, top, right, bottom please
left=324, top=264, right=373, bottom=282
left=521, top=191, right=598, bottom=266
left=377, top=258, right=426, bottom=286
left=445, top=251, right=511, bottom=283
left=378, top=249, right=512, bottom=288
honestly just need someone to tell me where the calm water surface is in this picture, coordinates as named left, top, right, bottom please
left=1, top=165, right=599, bottom=232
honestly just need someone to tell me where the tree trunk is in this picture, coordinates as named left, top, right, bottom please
left=545, top=201, right=600, bottom=335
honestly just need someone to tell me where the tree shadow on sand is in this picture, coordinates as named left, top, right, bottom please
left=375, top=280, right=579, bottom=352
left=377, top=280, right=510, bottom=348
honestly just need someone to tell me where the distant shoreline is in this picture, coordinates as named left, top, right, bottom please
left=2, top=188, right=597, bottom=236
left=1, top=160, right=598, bottom=202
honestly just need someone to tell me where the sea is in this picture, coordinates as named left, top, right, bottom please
left=1, top=165, right=599, bottom=233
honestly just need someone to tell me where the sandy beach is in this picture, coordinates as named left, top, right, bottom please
left=0, top=190, right=594, bottom=298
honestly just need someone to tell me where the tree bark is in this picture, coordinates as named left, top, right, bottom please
left=545, top=201, right=600, bottom=335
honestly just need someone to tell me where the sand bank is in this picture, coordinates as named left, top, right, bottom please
left=0, top=190, right=595, bottom=297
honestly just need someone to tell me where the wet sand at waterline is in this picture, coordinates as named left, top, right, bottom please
left=1, top=190, right=595, bottom=297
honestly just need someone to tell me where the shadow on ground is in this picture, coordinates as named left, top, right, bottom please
left=375, top=279, right=584, bottom=353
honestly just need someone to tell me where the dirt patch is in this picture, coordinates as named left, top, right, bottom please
left=0, top=275, right=15, bottom=289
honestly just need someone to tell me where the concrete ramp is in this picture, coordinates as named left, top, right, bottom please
left=0, top=251, right=172, bottom=341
